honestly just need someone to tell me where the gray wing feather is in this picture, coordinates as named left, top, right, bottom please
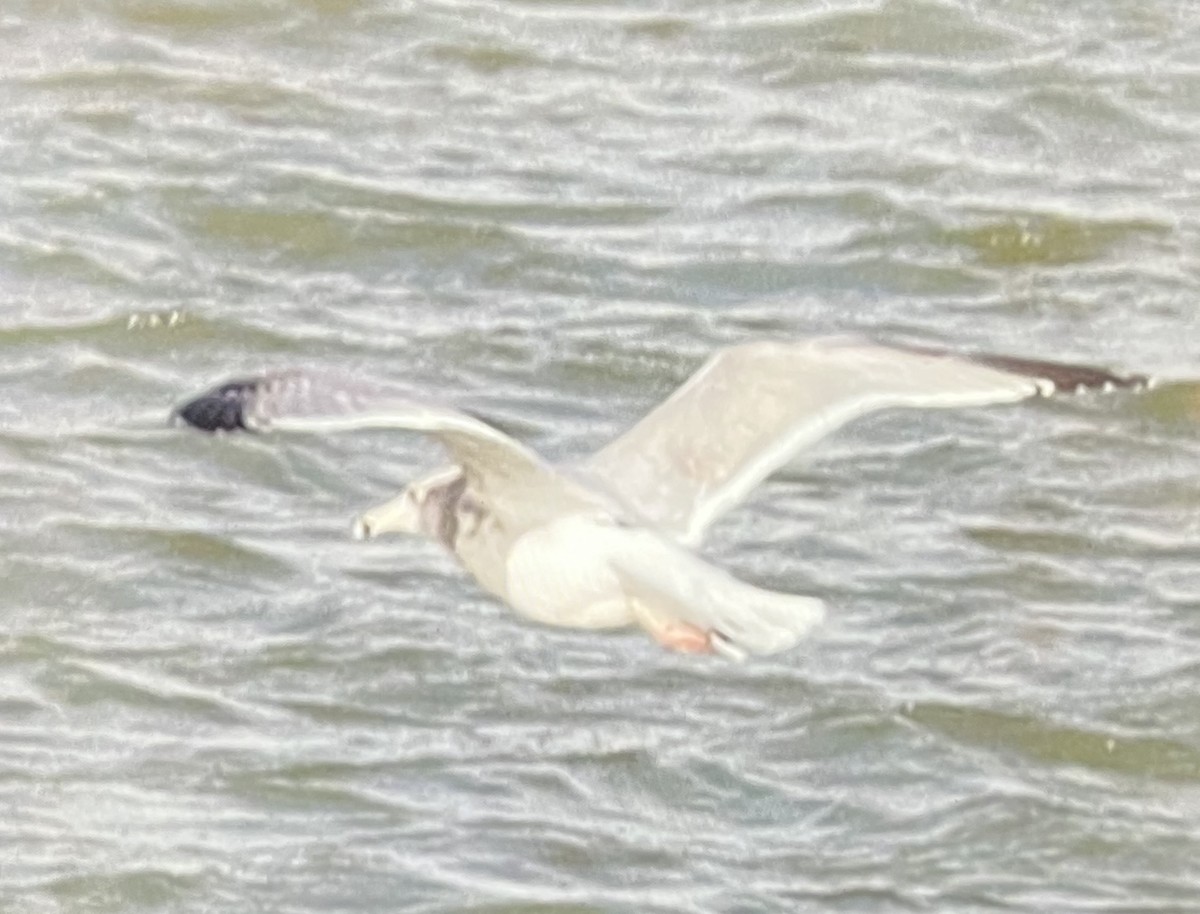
left=176, top=370, right=600, bottom=512
left=584, top=337, right=1145, bottom=545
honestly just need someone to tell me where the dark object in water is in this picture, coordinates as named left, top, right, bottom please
left=173, top=378, right=260, bottom=431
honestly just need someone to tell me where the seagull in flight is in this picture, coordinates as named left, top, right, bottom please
left=176, top=336, right=1148, bottom=659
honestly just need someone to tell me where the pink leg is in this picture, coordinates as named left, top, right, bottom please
left=629, top=598, right=716, bottom=655
left=654, top=620, right=715, bottom=654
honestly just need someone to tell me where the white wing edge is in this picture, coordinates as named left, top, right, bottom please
left=261, top=404, right=521, bottom=449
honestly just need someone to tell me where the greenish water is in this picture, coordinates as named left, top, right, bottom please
left=2, top=1, right=1199, bottom=911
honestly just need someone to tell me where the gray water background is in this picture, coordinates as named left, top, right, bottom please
left=2, top=1, right=1200, bottom=911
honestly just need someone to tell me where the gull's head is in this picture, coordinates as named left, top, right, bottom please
left=352, top=467, right=466, bottom=547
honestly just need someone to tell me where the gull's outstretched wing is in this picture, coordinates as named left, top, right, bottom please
left=584, top=337, right=1149, bottom=545
left=175, top=370, right=601, bottom=517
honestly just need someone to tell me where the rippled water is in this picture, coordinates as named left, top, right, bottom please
left=3, top=1, right=1200, bottom=911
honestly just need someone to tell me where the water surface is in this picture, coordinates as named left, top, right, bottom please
left=2, top=1, right=1199, bottom=911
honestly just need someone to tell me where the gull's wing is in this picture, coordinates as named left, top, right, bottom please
left=584, top=337, right=1149, bottom=545
left=175, top=370, right=602, bottom=517
left=605, top=528, right=825, bottom=660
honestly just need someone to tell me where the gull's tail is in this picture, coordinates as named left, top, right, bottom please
left=606, top=529, right=826, bottom=660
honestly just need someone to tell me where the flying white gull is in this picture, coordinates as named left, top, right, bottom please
left=176, top=336, right=1149, bottom=660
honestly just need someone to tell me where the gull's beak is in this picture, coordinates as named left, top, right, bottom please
left=352, top=491, right=419, bottom=540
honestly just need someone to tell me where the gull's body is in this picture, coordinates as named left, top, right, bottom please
left=177, top=336, right=1148, bottom=659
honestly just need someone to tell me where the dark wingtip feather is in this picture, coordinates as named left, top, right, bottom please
left=969, top=353, right=1151, bottom=396
left=173, top=377, right=263, bottom=432
left=896, top=342, right=1150, bottom=397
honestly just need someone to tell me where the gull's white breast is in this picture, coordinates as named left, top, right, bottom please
left=503, top=514, right=633, bottom=629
